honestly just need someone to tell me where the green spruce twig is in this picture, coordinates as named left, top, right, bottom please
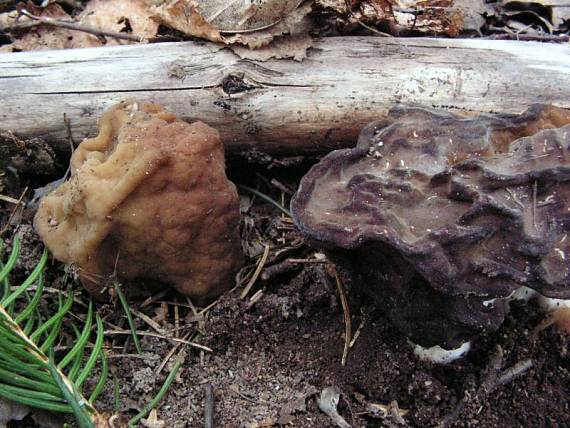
left=0, top=235, right=108, bottom=427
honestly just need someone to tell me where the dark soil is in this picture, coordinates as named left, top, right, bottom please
left=1, top=155, right=569, bottom=428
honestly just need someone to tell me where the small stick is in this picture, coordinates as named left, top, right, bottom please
left=286, top=258, right=328, bottom=264
left=131, top=308, right=167, bottom=335
left=19, top=8, right=144, bottom=43
left=496, top=359, right=533, bottom=390
left=240, top=244, right=270, bottom=299
left=0, top=187, right=28, bottom=236
left=174, top=299, right=180, bottom=339
left=344, top=0, right=392, bottom=37
left=246, top=289, right=264, bottom=310
left=105, top=329, right=212, bottom=352
left=186, top=297, right=199, bottom=317
left=532, top=181, right=538, bottom=232
left=156, top=331, right=192, bottom=375
left=270, top=178, right=293, bottom=195
left=0, top=195, right=23, bottom=205
left=106, top=353, right=148, bottom=360
left=260, top=260, right=299, bottom=281
left=204, top=383, right=215, bottom=428
left=138, top=290, right=169, bottom=309
left=486, top=33, right=570, bottom=43
left=349, top=312, right=368, bottom=348
left=331, top=266, right=352, bottom=366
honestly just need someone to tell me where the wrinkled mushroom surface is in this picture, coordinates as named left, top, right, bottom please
left=292, top=105, right=570, bottom=349
left=34, top=101, right=243, bottom=303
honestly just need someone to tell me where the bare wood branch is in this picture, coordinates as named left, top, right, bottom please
left=0, top=37, right=569, bottom=154
left=19, top=8, right=144, bottom=42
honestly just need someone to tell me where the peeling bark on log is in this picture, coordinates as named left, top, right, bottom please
left=0, top=36, right=569, bottom=155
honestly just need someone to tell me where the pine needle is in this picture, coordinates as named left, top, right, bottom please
left=114, top=280, right=142, bottom=354
left=0, top=235, right=107, bottom=427
left=128, top=359, right=182, bottom=427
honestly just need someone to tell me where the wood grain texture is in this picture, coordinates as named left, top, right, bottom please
left=1, top=37, right=569, bottom=154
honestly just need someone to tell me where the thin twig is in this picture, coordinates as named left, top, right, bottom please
left=532, top=181, right=538, bottom=232
left=246, top=289, right=264, bottom=310
left=344, top=0, right=392, bottom=37
left=186, top=297, right=199, bottom=317
left=0, top=195, right=23, bottom=205
left=496, top=359, right=533, bottom=390
left=174, top=300, right=180, bottom=339
left=156, top=331, right=193, bottom=375
left=197, top=298, right=222, bottom=317
left=131, top=309, right=167, bottom=335
left=106, top=353, right=148, bottom=360
left=286, top=258, right=327, bottom=264
left=349, top=312, right=368, bottom=348
left=138, top=290, right=169, bottom=309
left=486, top=33, right=570, bottom=43
left=331, top=266, right=352, bottom=366
left=260, top=260, right=299, bottom=281
left=105, top=329, right=212, bottom=352
left=240, top=244, right=270, bottom=299
left=0, top=187, right=28, bottom=236
left=204, top=383, right=215, bottom=428
left=19, top=9, right=144, bottom=43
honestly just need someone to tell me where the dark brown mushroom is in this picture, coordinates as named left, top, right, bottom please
left=291, top=105, right=570, bottom=351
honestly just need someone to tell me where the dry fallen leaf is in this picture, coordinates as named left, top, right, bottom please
left=0, top=398, right=61, bottom=428
left=0, top=398, right=29, bottom=428
left=228, top=1, right=313, bottom=60
left=194, top=0, right=303, bottom=32
left=141, top=409, right=165, bottom=428
left=3, top=0, right=159, bottom=52
left=316, top=386, right=351, bottom=428
left=150, top=0, right=312, bottom=50
left=153, top=301, right=169, bottom=324
left=78, top=0, right=159, bottom=43
left=450, top=0, right=496, bottom=33
left=225, top=1, right=312, bottom=49
left=148, top=0, right=223, bottom=42
left=3, top=0, right=313, bottom=59
left=1, top=3, right=72, bottom=51
left=230, top=32, right=312, bottom=61
left=503, top=0, right=570, bottom=27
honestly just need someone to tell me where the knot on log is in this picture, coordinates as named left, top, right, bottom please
left=221, top=73, right=256, bottom=95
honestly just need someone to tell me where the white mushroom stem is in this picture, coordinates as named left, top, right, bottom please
left=411, top=287, right=570, bottom=364
left=509, top=286, right=570, bottom=311
left=412, top=341, right=471, bottom=365
left=536, top=295, right=570, bottom=312
left=509, top=286, right=538, bottom=302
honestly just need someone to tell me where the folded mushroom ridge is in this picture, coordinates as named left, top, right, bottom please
left=291, top=105, right=570, bottom=349
left=34, top=101, right=243, bottom=303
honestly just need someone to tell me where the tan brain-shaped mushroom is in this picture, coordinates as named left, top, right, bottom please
left=34, top=101, right=243, bottom=303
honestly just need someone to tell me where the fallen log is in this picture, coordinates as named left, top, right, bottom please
left=1, top=36, right=569, bottom=155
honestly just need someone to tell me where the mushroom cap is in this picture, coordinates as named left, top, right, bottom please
left=291, top=105, right=570, bottom=348
left=34, top=100, right=243, bottom=303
